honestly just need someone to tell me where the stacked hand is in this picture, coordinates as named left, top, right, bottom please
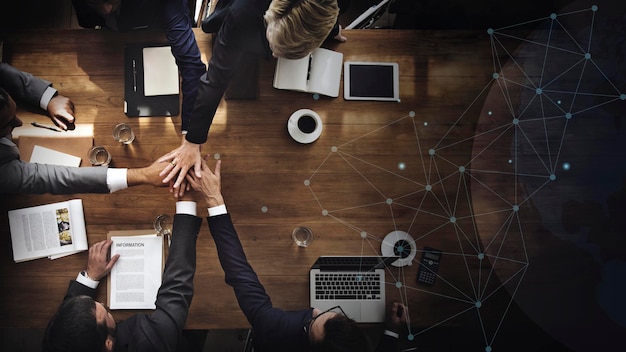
left=158, top=139, right=203, bottom=196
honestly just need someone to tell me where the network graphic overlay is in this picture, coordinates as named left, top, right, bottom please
left=305, top=4, right=625, bottom=350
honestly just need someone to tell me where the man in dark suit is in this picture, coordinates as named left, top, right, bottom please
left=0, top=62, right=167, bottom=194
left=187, top=158, right=409, bottom=351
left=42, top=192, right=203, bottom=352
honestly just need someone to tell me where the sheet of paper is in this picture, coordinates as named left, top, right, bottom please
left=109, top=234, right=163, bottom=310
left=11, top=123, right=94, bottom=139
left=143, top=46, right=180, bottom=96
left=29, top=145, right=81, bottom=167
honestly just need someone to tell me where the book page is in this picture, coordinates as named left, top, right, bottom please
left=8, top=199, right=87, bottom=262
left=143, top=46, right=180, bottom=96
left=30, top=145, right=81, bottom=167
left=109, top=234, right=163, bottom=310
left=273, top=54, right=310, bottom=92
left=307, top=48, right=343, bottom=97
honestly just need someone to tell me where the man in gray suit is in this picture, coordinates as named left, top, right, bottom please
left=0, top=62, right=165, bottom=194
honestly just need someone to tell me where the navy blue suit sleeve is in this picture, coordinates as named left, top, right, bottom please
left=162, top=0, right=206, bottom=132
left=207, top=213, right=312, bottom=350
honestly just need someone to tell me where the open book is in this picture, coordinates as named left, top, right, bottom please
left=8, top=199, right=87, bottom=262
left=273, top=47, right=343, bottom=97
left=107, top=230, right=164, bottom=310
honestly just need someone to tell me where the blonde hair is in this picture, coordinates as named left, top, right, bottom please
left=264, top=0, right=339, bottom=59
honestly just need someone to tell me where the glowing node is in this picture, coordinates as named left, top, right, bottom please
left=304, top=179, right=311, bottom=186
left=360, top=231, right=367, bottom=239
left=513, top=118, right=519, bottom=125
left=322, top=209, right=328, bottom=216
left=409, top=111, right=416, bottom=117
left=487, top=28, right=494, bottom=35
left=261, top=206, right=268, bottom=213
left=492, top=72, right=499, bottom=79
left=214, top=153, right=221, bottom=159
left=585, top=52, right=591, bottom=60
left=428, top=149, right=435, bottom=156
left=508, top=159, right=513, bottom=164
left=459, top=166, right=466, bottom=173
left=407, top=334, right=415, bottom=341
left=312, top=93, right=320, bottom=100
left=423, top=121, right=428, bottom=126
left=513, top=205, right=519, bottom=212
left=475, top=301, right=482, bottom=308
left=550, top=174, right=556, bottom=181
left=478, top=253, right=485, bottom=260
left=562, top=162, right=571, bottom=171
left=550, top=13, right=557, bottom=19
left=557, top=100, right=562, bottom=104
left=620, top=94, right=626, bottom=100
left=592, top=5, right=598, bottom=11
left=425, top=185, right=432, bottom=192
left=565, top=112, right=572, bottom=119
left=488, top=111, right=493, bottom=115
left=331, top=146, right=338, bottom=152
left=450, top=216, right=456, bottom=223
left=486, top=346, right=492, bottom=352
left=356, top=275, right=363, bottom=281
left=395, top=281, right=403, bottom=288
left=398, top=162, right=406, bottom=170
left=536, top=87, right=543, bottom=94
left=386, top=198, right=393, bottom=205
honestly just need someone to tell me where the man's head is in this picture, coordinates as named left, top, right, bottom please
left=83, top=0, right=121, bottom=16
left=42, top=295, right=117, bottom=352
left=307, top=306, right=370, bottom=352
left=0, top=87, right=23, bottom=137
left=264, top=0, right=339, bottom=59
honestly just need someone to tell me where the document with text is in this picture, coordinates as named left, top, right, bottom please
left=109, top=233, right=163, bottom=310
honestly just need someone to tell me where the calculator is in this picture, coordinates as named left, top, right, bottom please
left=416, top=247, right=441, bottom=286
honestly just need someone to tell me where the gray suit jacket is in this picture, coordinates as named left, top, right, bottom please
left=0, top=62, right=109, bottom=194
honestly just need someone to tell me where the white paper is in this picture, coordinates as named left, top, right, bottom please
left=29, top=145, right=81, bottom=167
left=273, top=48, right=343, bottom=97
left=8, top=199, right=88, bottom=262
left=143, top=46, right=180, bottom=96
left=109, top=234, right=163, bottom=310
left=11, top=124, right=94, bottom=139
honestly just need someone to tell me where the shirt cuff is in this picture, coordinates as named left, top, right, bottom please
left=40, top=87, right=58, bottom=111
left=176, top=201, right=197, bottom=216
left=76, top=271, right=99, bottom=289
left=106, top=168, right=128, bottom=193
left=208, top=204, right=227, bottom=217
left=383, top=330, right=400, bottom=339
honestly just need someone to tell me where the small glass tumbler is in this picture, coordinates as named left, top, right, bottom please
left=292, top=226, right=313, bottom=247
left=113, top=123, right=135, bottom=144
left=153, top=214, right=173, bottom=236
left=87, top=145, right=111, bottom=166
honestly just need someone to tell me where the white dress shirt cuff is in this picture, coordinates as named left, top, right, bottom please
left=208, top=204, right=227, bottom=217
left=106, top=168, right=128, bottom=193
left=40, top=86, right=58, bottom=111
left=76, top=271, right=99, bottom=289
left=176, top=201, right=197, bottom=216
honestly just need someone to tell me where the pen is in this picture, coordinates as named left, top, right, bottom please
left=31, top=122, right=63, bottom=132
left=132, top=59, right=137, bottom=92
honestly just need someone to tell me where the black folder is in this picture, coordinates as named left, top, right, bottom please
left=124, top=43, right=180, bottom=117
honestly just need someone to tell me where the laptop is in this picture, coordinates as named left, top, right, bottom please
left=309, top=256, right=395, bottom=323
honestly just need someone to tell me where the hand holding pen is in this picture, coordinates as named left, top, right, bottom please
left=46, top=94, right=75, bottom=130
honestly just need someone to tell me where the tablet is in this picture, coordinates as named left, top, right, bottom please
left=343, top=61, right=400, bottom=102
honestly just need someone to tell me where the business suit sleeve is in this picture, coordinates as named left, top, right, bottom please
left=208, top=214, right=311, bottom=349
left=0, top=62, right=51, bottom=109
left=116, top=214, right=201, bottom=352
left=161, top=0, right=206, bottom=132
left=0, top=143, right=109, bottom=194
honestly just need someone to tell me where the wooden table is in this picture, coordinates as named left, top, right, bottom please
left=0, top=28, right=507, bottom=336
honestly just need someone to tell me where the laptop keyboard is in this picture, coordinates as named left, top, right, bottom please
left=314, top=272, right=382, bottom=300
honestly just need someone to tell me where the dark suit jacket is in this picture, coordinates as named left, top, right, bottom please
left=0, top=62, right=110, bottom=194
left=208, top=213, right=313, bottom=351
left=208, top=213, right=401, bottom=352
left=60, top=214, right=201, bottom=352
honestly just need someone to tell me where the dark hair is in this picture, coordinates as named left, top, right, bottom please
left=311, top=314, right=370, bottom=352
left=42, top=295, right=109, bottom=352
left=0, top=87, right=9, bottom=111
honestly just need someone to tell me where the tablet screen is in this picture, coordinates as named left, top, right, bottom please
left=344, top=62, right=399, bottom=101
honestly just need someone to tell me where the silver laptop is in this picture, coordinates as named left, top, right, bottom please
left=309, top=256, right=395, bottom=323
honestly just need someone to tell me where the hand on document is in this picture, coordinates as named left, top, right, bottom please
left=86, top=240, right=120, bottom=281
